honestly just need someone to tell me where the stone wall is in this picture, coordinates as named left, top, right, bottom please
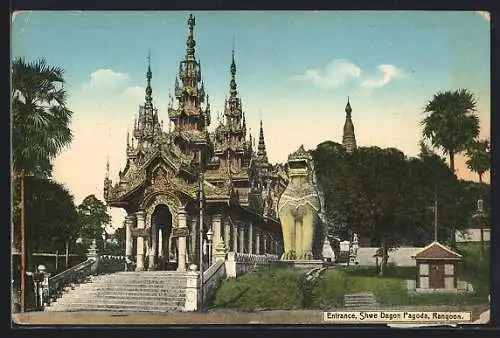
left=357, top=247, right=423, bottom=267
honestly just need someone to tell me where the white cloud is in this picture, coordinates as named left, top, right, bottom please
left=361, top=64, right=403, bottom=90
left=122, top=86, right=145, bottom=102
left=290, top=59, right=362, bottom=88
left=82, top=68, right=130, bottom=91
left=475, top=11, right=490, bottom=22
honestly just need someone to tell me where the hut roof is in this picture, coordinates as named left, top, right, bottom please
left=413, top=241, right=462, bottom=260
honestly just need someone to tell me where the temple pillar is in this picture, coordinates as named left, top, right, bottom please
left=263, top=232, right=268, bottom=254
left=135, top=211, right=145, bottom=271
left=255, top=230, right=261, bottom=255
left=238, top=225, right=245, bottom=253
left=190, top=217, right=197, bottom=265
left=248, top=222, right=253, bottom=254
left=148, top=220, right=157, bottom=270
left=212, top=214, right=222, bottom=263
left=177, top=209, right=187, bottom=272
left=158, top=228, right=163, bottom=258
left=224, top=217, right=231, bottom=249
left=125, top=214, right=135, bottom=257
left=232, top=223, right=238, bottom=252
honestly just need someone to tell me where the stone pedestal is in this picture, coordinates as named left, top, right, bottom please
left=87, top=239, right=99, bottom=274
left=213, top=240, right=228, bottom=262
left=184, top=271, right=201, bottom=311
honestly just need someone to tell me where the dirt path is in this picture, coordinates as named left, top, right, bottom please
left=12, top=304, right=489, bottom=326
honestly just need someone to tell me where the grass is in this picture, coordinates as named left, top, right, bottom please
left=212, top=242, right=490, bottom=310
left=212, top=268, right=304, bottom=311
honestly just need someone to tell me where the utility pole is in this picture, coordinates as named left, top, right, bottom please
left=434, top=189, right=438, bottom=242
left=198, top=172, right=204, bottom=308
left=20, top=170, right=26, bottom=313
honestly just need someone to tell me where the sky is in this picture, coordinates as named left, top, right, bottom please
left=11, top=11, right=491, bottom=233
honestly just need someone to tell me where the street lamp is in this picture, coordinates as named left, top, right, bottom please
left=207, top=227, right=213, bottom=266
left=32, top=265, right=46, bottom=311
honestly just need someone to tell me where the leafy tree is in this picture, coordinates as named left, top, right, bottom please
left=12, top=57, right=73, bottom=312
left=77, top=195, right=112, bottom=251
left=12, top=177, right=79, bottom=265
left=313, top=141, right=483, bottom=276
left=465, top=139, right=490, bottom=184
left=421, top=89, right=480, bottom=175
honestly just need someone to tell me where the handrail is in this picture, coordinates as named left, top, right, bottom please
left=201, top=260, right=225, bottom=304
left=45, top=258, right=95, bottom=306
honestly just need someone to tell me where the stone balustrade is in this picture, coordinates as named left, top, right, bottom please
left=226, top=251, right=279, bottom=278
left=45, top=259, right=95, bottom=306
left=98, top=255, right=127, bottom=274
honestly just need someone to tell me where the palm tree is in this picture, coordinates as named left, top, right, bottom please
left=421, top=89, right=480, bottom=175
left=466, top=139, right=490, bottom=184
left=11, top=57, right=73, bottom=312
left=466, top=139, right=490, bottom=258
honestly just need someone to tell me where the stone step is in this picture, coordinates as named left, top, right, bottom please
left=47, top=302, right=184, bottom=312
left=57, top=291, right=186, bottom=299
left=57, top=293, right=185, bottom=301
left=88, top=286, right=186, bottom=292
left=53, top=298, right=185, bottom=306
left=64, top=288, right=185, bottom=295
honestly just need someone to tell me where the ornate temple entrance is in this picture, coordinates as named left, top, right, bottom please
left=151, top=204, right=175, bottom=271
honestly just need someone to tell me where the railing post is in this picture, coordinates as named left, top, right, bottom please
left=87, top=239, right=100, bottom=275
left=184, top=269, right=201, bottom=311
left=213, top=241, right=228, bottom=262
left=225, top=252, right=236, bottom=278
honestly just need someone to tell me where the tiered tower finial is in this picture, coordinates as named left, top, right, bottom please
left=145, top=51, right=153, bottom=110
left=257, top=118, right=268, bottom=162
left=186, top=14, right=196, bottom=59
left=230, top=40, right=237, bottom=97
left=342, top=96, right=357, bottom=153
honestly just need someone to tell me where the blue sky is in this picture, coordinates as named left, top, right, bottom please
left=11, top=11, right=490, bottom=231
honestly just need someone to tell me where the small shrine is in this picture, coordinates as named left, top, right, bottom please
left=413, top=241, right=462, bottom=292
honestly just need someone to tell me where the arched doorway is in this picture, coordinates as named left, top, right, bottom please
left=151, top=204, right=176, bottom=270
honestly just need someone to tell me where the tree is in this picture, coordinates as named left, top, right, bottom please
left=421, top=89, right=480, bottom=175
left=77, top=195, right=112, bottom=251
left=12, top=57, right=73, bottom=312
left=12, top=177, right=79, bottom=260
left=465, top=139, right=490, bottom=184
left=313, top=141, right=478, bottom=276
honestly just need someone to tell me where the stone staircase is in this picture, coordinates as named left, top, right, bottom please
left=45, top=271, right=188, bottom=312
left=344, top=292, right=378, bottom=309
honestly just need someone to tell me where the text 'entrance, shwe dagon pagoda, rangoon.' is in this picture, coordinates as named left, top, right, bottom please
left=103, top=14, right=288, bottom=272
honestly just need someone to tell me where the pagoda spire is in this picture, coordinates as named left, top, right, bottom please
left=145, top=51, right=153, bottom=110
left=186, top=14, right=196, bottom=60
left=105, top=157, right=110, bottom=179
left=257, top=119, right=268, bottom=162
left=342, top=96, right=357, bottom=153
left=230, top=41, right=237, bottom=98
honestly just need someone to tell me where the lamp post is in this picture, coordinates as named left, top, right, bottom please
left=207, top=227, right=213, bottom=267
left=32, top=265, right=46, bottom=311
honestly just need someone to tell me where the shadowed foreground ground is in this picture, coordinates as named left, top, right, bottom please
left=12, top=305, right=489, bottom=326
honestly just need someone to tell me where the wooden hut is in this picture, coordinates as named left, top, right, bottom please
left=413, top=241, right=462, bottom=291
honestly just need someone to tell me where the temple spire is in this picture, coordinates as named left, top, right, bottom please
left=145, top=52, right=153, bottom=109
left=186, top=14, right=196, bottom=59
left=342, top=96, right=357, bottom=153
left=230, top=41, right=237, bottom=97
left=105, top=157, right=110, bottom=179
left=257, top=119, right=268, bottom=162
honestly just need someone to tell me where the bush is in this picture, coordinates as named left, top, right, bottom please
left=310, top=269, right=347, bottom=309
